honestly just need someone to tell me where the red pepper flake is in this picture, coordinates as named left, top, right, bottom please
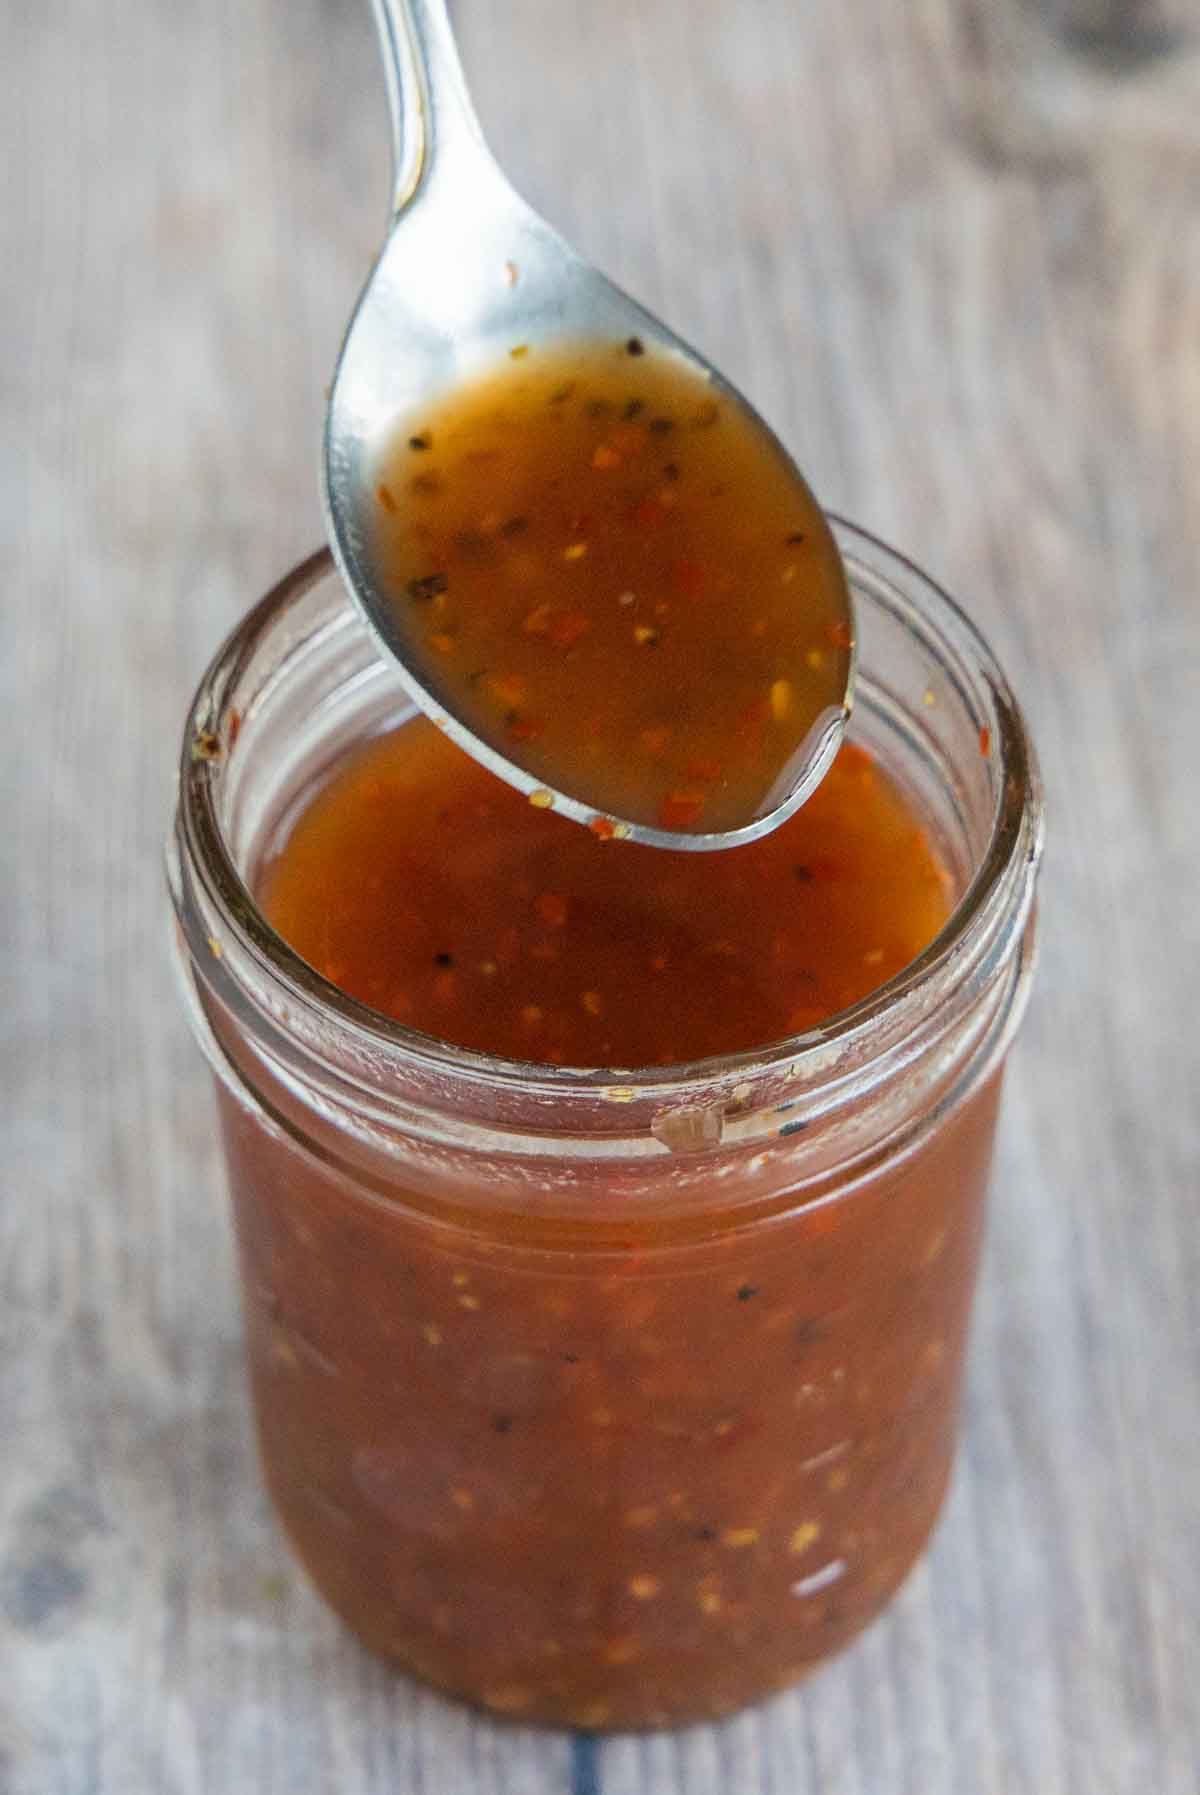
left=632, top=496, right=668, bottom=530
left=589, top=815, right=616, bottom=841
left=522, top=604, right=552, bottom=635
left=592, top=443, right=622, bottom=469
left=227, top=709, right=242, bottom=749
left=979, top=725, right=991, bottom=757
left=659, top=790, right=707, bottom=829
left=548, top=610, right=591, bottom=648
left=377, top=482, right=397, bottom=514
left=535, top=891, right=570, bottom=928
left=670, top=559, right=706, bottom=599
left=826, top=618, right=853, bottom=650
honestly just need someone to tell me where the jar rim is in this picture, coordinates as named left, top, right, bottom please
left=171, top=523, right=1043, bottom=1117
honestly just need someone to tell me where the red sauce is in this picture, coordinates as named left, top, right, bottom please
left=258, top=721, right=951, bottom=1067
left=208, top=713, right=1006, bottom=1729
left=370, top=341, right=851, bottom=836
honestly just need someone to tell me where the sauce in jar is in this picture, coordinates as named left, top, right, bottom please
left=173, top=541, right=1042, bottom=1729
left=369, top=342, right=851, bottom=836
left=259, top=721, right=951, bottom=1066
left=228, top=717, right=985, bottom=1726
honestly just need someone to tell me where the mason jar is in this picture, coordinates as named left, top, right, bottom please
left=167, top=523, right=1042, bottom=1728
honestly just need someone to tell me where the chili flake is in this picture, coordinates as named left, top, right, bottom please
left=535, top=892, right=569, bottom=927
left=548, top=610, right=591, bottom=648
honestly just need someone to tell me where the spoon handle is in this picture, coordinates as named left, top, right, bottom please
left=370, top=0, right=488, bottom=212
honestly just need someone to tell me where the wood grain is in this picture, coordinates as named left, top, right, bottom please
left=3, top=0, right=1198, bottom=1790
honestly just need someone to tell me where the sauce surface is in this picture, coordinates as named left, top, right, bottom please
left=370, top=342, right=851, bottom=836
left=258, top=718, right=951, bottom=1067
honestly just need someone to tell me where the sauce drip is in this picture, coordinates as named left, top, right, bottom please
left=258, top=719, right=952, bottom=1068
left=370, top=342, right=851, bottom=837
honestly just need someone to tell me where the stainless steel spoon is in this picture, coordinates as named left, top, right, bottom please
left=323, top=0, right=854, bottom=851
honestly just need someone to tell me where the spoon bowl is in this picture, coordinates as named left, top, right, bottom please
left=324, top=0, right=854, bottom=849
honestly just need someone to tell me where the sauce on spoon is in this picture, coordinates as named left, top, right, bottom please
left=370, top=340, right=852, bottom=839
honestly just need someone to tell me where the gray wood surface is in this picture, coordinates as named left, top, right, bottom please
left=3, top=1, right=1198, bottom=1790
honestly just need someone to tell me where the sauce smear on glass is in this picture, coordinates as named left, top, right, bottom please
left=370, top=342, right=852, bottom=838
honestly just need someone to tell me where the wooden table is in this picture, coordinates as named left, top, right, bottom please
left=4, top=2, right=1198, bottom=1790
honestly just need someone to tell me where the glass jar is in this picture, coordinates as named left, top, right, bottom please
left=167, top=524, right=1042, bottom=1729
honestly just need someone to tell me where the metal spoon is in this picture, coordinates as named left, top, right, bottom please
left=323, top=0, right=854, bottom=851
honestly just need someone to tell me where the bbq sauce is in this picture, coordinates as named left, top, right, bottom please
left=258, top=719, right=952, bottom=1068
left=370, top=342, right=851, bottom=837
